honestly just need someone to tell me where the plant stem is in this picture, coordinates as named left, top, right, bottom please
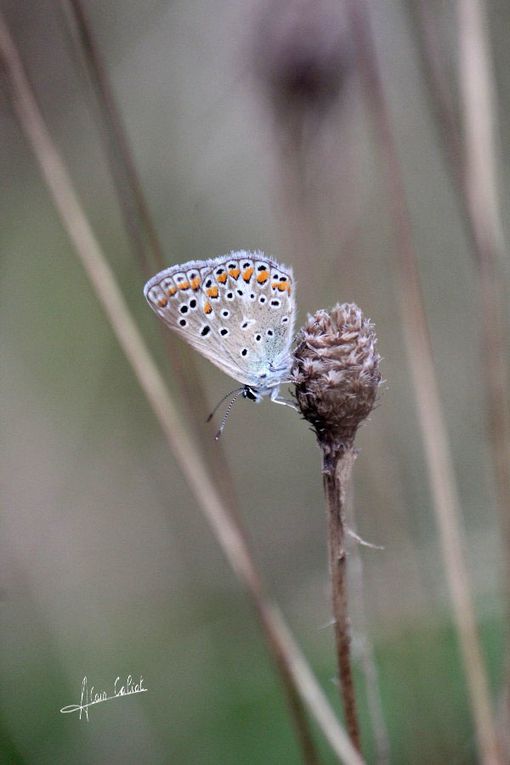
left=57, top=5, right=319, bottom=759
left=410, top=1, right=510, bottom=599
left=323, top=447, right=361, bottom=753
left=59, top=0, right=164, bottom=273
left=348, top=494, right=390, bottom=765
left=344, top=0, right=501, bottom=761
left=0, top=12, right=364, bottom=764
left=57, top=0, right=252, bottom=576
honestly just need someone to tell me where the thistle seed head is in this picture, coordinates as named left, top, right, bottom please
left=253, top=0, right=352, bottom=119
left=291, top=303, right=381, bottom=459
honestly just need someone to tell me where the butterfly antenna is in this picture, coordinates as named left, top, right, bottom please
left=214, top=389, right=244, bottom=440
left=206, top=387, right=243, bottom=423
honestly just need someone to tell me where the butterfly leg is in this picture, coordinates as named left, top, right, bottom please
left=272, top=398, right=298, bottom=410
left=270, top=387, right=298, bottom=410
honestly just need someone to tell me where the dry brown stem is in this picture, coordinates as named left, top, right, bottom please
left=343, top=0, right=501, bottom=761
left=57, top=0, right=241, bottom=514
left=323, top=448, right=360, bottom=752
left=0, top=12, right=363, bottom=764
left=411, top=3, right=510, bottom=599
left=292, top=303, right=381, bottom=755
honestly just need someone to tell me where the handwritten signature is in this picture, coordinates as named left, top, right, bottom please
left=60, top=675, right=147, bottom=721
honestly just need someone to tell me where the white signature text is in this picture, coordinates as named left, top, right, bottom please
left=60, top=675, right=147, bottom=720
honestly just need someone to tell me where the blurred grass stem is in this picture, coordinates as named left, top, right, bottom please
left=344, top=0, right=501, bottom=761
left=411, top=1, right=510, bottom=628
left=348, top=490, right=390, bottom=765
left=412, top=0, right=510, bottom=741
left=59, top=0, right=163, bottom=274
left=457, top=0, right=510, bottom=744
left=456, top=0, right=510, bottom=580
left=58, top=0, right=244, bottom=564
left=0, top=12, right=366, bottom=764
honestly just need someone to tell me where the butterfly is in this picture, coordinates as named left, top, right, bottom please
left=144, top=250, right=296, bottom=417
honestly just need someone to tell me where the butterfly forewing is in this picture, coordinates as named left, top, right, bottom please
left=144, top=251, right=295, bottom=390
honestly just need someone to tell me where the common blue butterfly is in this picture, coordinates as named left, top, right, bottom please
left=144, top=251, right=296, bottom=408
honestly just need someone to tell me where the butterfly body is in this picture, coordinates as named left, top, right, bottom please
left=144, top=251, right=296, bottom=401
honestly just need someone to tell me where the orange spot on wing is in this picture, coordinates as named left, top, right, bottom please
left=256, top=271, right=269, bottom=284
left=228, top=267, right=240, bottom=279
left=190, top=276, right=201, bottom=290
left=207, top=286, right=219, bottom=298
left=242, top=267, right=254, bottom=282
left=217, top=273, right=227, bottom=284
left=204, top=301, right=213, bottom=314
left=179, top=281, right=190, bottom=290
left=158, top=297, right=168, bottom=307
left=273, top=281, right=291, bottom=292
left=167, top=286, right=178, bottom=296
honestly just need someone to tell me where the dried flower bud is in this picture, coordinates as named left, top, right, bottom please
left=253, top=0, right=353, bottom=119
left=291, top=303, right=381, bottom=461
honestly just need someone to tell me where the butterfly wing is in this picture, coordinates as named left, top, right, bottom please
left=144, top=257, right=248, bottom=382
left=144, top=251, right=296, bottom=389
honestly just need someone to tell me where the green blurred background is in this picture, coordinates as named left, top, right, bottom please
left=1, top=0, right=508, bottom=762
